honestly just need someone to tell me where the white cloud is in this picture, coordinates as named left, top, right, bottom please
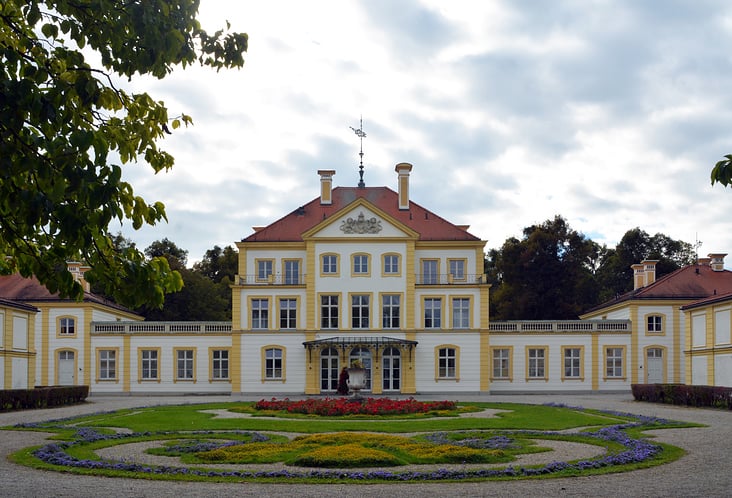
left=114, top=0, right=732, bottom=267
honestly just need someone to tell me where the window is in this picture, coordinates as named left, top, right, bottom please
left=284, top=260, right=300, bottom=285
left=264, top=347, right=283, bottom=379
left=140, top=349, right=159, bottom=380
left=98, top=350, right=116, bottom=380
left=211, top=349, right=229, bottom=380
left=424, top=298, right=442, bottom=328
left=647, top=315, right=663, bottom=334
left=492, top=348, right=511, bottom=379
left=176, top=349, right=195, bottom=380
left=351, top=294, right=370, bottom=329
left=452, top=297, right=470, bottom=329
left=257, top=259, right=273, bottom=281
left=322, top=254, right=338, bottom=275
left=279, top=298, right=297, bottom=329
left=448, top=259, right=466, bottom=280
left=382, top=294, right=400, bottom=328
left=59, top=317, right=75, bottom=336
left=353, top=254, right=369, bottom=275
left=437, top=347, right=457, bottom=378
left=563, top=347, right=582, bottom=379
left=422, top=259, right=438, bottom=284
left=527, top=348, right=546, bottom=379
left=251, top=298, right=269, bottom=329
left=606, top=347, right=624, bottom=378
left=383, top=254, right=400, bottom=275
left=321, top=295, right=339, bottom=329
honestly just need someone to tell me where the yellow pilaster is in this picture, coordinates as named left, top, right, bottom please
left=123, top=334, right=131, bottom=392
left=306, top=241, right=316, bottom=330
left=591, top=333, right=599, bottom=391
left=28, top=313, right=36, bottom=387
left=684, top=311, right=692, bottom=383
left=405, top=241, right=416, bottom=330
left=630, top=305, right=639, bottom=384
left=231, top=331, right=242, bottom=394
left=479, top=283, right=491, bottom=392
left=304, top=331, right=318, bottom=394
left=41, top=307, right=49, bottom=386
left=84, top=308, right=92, bottom=386
left=3, top=311, right=11, bottom=388
left=232, top=289, right=241, bottom=331
left=673, top=307, right=682, bottom=383
left=706, top=308, right=715, bottom=384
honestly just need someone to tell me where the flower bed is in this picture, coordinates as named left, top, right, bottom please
left=253, top=397, right=457, bottom=416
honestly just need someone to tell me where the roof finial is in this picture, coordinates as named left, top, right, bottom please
left=350, top=116, right=366, bottom=188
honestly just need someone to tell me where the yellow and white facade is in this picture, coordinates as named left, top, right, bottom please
left=0, top=298, right=38, bottom=389
left=2, top=166, right=731, bottom=393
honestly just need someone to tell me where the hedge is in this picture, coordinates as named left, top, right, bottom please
left=0, top=386, right=89, bottom=412
left=632, top=384, right=732, bottom=409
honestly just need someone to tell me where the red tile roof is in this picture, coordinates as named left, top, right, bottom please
left=0, top=273, right=139, bottom=315
left=586, top=264, right=732, bottom=312
left=242, top=187, right=482, bottom=243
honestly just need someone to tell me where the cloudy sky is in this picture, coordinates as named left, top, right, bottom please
left=117, top=0, right=732, bottom=267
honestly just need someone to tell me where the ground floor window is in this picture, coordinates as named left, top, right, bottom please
left=437, top=346, right=457, bottom=379
left=492, top=347, right=511, bottom=379
left=264, top=347, right=284, bottom=380
left=605, top=347, right=624, bottom=378
left=562, top=347, right=582, bottom=379
left=97, top=349, right=117, bottom=380
left=527, top=347, right=547, bottom=379
left=320, top=347, right=339, bottom=391
left=175, top=349, right=195, bottom=380
left=211, top=349, right=229, bottom=380
left=140, top=349, right=159, bottom=380
left=382, top=347, right=401, bottom=391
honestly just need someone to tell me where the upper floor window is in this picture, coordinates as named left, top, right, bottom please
left=383, top=254, right=400, bottom=275
left=251, top=298, right=269, bottom=329
left=322, top=254, right=338, bottom=275
left=452, top=297, right=470, bottom=329
left=257, top=259, right=273, bottom=281
left=382, top=294, right=400, bottom=329
left=321, top=295, right=339, bottom=329
left=352, top=254, right=369, bottom=276
left=59, top=317, right=75, bottom=336
left=424, top=298, right=442, bottom=328
left=647, top=315, right=663, bottom=334
left=283, top=260, right=300, bottom=285
left=448, top=259, right=466, bottom=280
left=351, top=294, right=370, bottom=329
left=280, top=298, right=297, bottom=329
left=422, top=259, right=439, bottom=284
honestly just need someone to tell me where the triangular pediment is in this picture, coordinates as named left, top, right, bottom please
left=302, top=198, right=418, bottom=240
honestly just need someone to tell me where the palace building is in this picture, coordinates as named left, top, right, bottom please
left=1, top=164, right=731, bottom=393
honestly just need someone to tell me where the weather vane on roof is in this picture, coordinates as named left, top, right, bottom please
left=350, top=116, right=366, bottom=188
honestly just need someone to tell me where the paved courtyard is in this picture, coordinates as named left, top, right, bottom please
left=0, top=393, right=730, bottom=497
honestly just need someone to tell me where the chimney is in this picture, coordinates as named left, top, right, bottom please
left=395, top=162, right=413, bottom=210
left=317, top=170, right=335, bottom=205
left=67, top=261, right=91, bottom=292
left=641, top=260, right=658, bottom=286
left=631, top=263, right=645, bottom=290
left=708, top=253, right=727, bottom=272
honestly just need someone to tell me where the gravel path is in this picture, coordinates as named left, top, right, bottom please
left=1, top=393, right=730, bottom=497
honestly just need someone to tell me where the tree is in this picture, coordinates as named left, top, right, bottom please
left=145, top=238, right=188, bottom=271
left=594, top=228, right=695, bottom=301
left=712, top=155, right=732, bottom=187
left=192, top=245, right=238, bottom=283
left=489, top=216, right=599, bottom=320
left=138, top=267, right=229, bottom=321
left=0, top=1, right=248, bottom=308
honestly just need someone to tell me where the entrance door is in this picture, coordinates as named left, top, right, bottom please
left=58, top=351, right=75, bottom=385
left=320, top=348, right=339, bottom=391
left=646, top=348, right=664, bottom=383
left=349, top=347, right=372, bottom=391
left=382, top=347, right=401, bottom=391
